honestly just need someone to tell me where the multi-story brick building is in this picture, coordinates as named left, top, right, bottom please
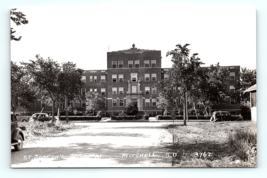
left=18, top=45, right=241, bottom=115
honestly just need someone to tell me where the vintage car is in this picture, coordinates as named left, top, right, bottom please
left=11, top=112, right=25, bottom=151
left=29, top=113, right=59, bottom=124
left=29, top=113, right=51, bottom=122
left=210, top=111, right=243, bottom=122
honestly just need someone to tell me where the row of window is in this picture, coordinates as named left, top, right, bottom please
left=112, top=73, right=157, bottom=82
left=111, top=60, right=157, bottom=68
left=81, top=85, right=234, bottom=96
left=81, top=86, right=158, bottom=95
left=112, top=98, right=157, bottom=107
left=82, top=71, right=235, bottom=84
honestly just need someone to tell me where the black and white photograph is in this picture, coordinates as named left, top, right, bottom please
left=10, top=5, right=257, bottom=168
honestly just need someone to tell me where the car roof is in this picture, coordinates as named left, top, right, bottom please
left=213, top=111, right=230, bottom=113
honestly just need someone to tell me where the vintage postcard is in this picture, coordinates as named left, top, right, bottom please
left=10, top=6, right=256, bottom=168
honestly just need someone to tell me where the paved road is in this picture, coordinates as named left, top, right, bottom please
left=11, top=122, right=175, bottom=168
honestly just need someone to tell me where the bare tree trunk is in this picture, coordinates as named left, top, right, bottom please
left=185, top=92, right=188, bottom=122
left=183, top=93, right=186, bottom=125
left=52, top=101, right=55, bottom=122
left=65, top=96, right=69, bottom=124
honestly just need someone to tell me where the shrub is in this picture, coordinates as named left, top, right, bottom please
left=118, top=111, right=127, bottom=117
left=124, top=101, right=138, bottom=115
left=143, top=112, right=149, bottom=120
left=96, top=111, right=102, bottom=117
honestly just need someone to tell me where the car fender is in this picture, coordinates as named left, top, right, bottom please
left=19, top=130, right=25, bottom=141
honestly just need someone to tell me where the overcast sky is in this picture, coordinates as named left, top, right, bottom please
left=10, top=5, right=256, bottom=70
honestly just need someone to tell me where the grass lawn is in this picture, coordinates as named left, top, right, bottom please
left=166, top=121, right=257, bottom=167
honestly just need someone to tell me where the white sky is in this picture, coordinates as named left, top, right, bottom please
left=10, top=5, right=256, bottom=70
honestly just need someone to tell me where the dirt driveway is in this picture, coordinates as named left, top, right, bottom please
left=11, top=122, right=175, bottom=167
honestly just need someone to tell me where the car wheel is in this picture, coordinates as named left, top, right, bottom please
left=22, top=119, right=27, bottom=122
left=14, top=134, right=23, bottom=151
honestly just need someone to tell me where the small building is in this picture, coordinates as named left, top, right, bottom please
left=244, top=84, right=257, bottom=122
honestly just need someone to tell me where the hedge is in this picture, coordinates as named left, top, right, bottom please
left=111, top=116, right=142, bottom=120
left=156, top=115, right=211, bottom=120
left=59, top=116, right=101, bottom=121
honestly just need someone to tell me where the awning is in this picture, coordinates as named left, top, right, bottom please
left=243, top=84, right=257, bottom=93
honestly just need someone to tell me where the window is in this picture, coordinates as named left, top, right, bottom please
left=145, top=87, right=150, bottom=94
left=112, top=99, right=117, bottom=107
left=145, top=74, right=150, bottom=81
left=118, top=61, right=123, bottom=68
left=230, top=72, right=235, bottom=80
left=119, top=74, right=124, bottom=82
left=230, top=85, right=235, bottom=93
left=90, top=88, right=93, bottom=92
left=152, top=99, right=156, bottom=106
left=131, top=73, right=137, bottom=82
left=81, top=76, right=86, bottom=84
left=151, top=60, right=156, bottom=67
left=132, top=86, right=137, bottom=93
left=81, top=88, right=86, bottom=95
left=101, top=75, right=106, bottom=82
left=164, top=73, right=169, bottom=80
left=128, top=60, right=133, bottom=68
left=135, top=60, right=140, bottom=68
left=90, top=76, right=93, bottom=82
left=112, top=61, right=117, bottom=68
left=94, top=76, right=97, bottom=82
left=101, top=88, right=106, bottom=95
left=151, top=73, right=157, bottom=81
left=144, top=60, right=150, bottom=67
left=152, top=87, right=157, bottom=94
left=112, top=87, right=117, bottom=94
left=145, top=99, right=150, bottom=106
left=119, top=87, right=124, bottom=94
left=75, top=99, right=80, bottom=104
left=94, top=88, right=97, bottom=92
left=178, top=87, right=181, bottom=92
left=112, top=74, right=117, bottom=82
left=119, top=99, right=124, bottom=107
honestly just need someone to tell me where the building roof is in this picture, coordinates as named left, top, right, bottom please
left=109, top=44, right=160, bottom=53
left=244, top=84, right=257, bottom=93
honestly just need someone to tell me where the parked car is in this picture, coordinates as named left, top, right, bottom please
left=210, top=111, right=243, bottom=122
left=29, top=113, right=51, bottom=122
left=11, top=112, right=25, bottom=151
left=17, top=116, right=30, bottom=122
left=29, top=113, right=60, bottom=123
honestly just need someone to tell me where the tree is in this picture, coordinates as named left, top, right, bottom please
left=10, top=8, right=29, bottom=41
left=85, top=91, right=105, bottom=115
left=22, top=55, right=61, bottom=121
left=22, top=55, right=84, bottom=122
left=156, top=82, right=177, bottom=116
left=166, top=44, right=204, bottom=125
left=124, top=101, right=138, bottom=115
left=11, top=61, right=35, bottom=113
left=240, top=67, right=256, bottom=103
left=58, top=62, right=84, bottom=123
left=191, top=63, right=230, bottom=116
